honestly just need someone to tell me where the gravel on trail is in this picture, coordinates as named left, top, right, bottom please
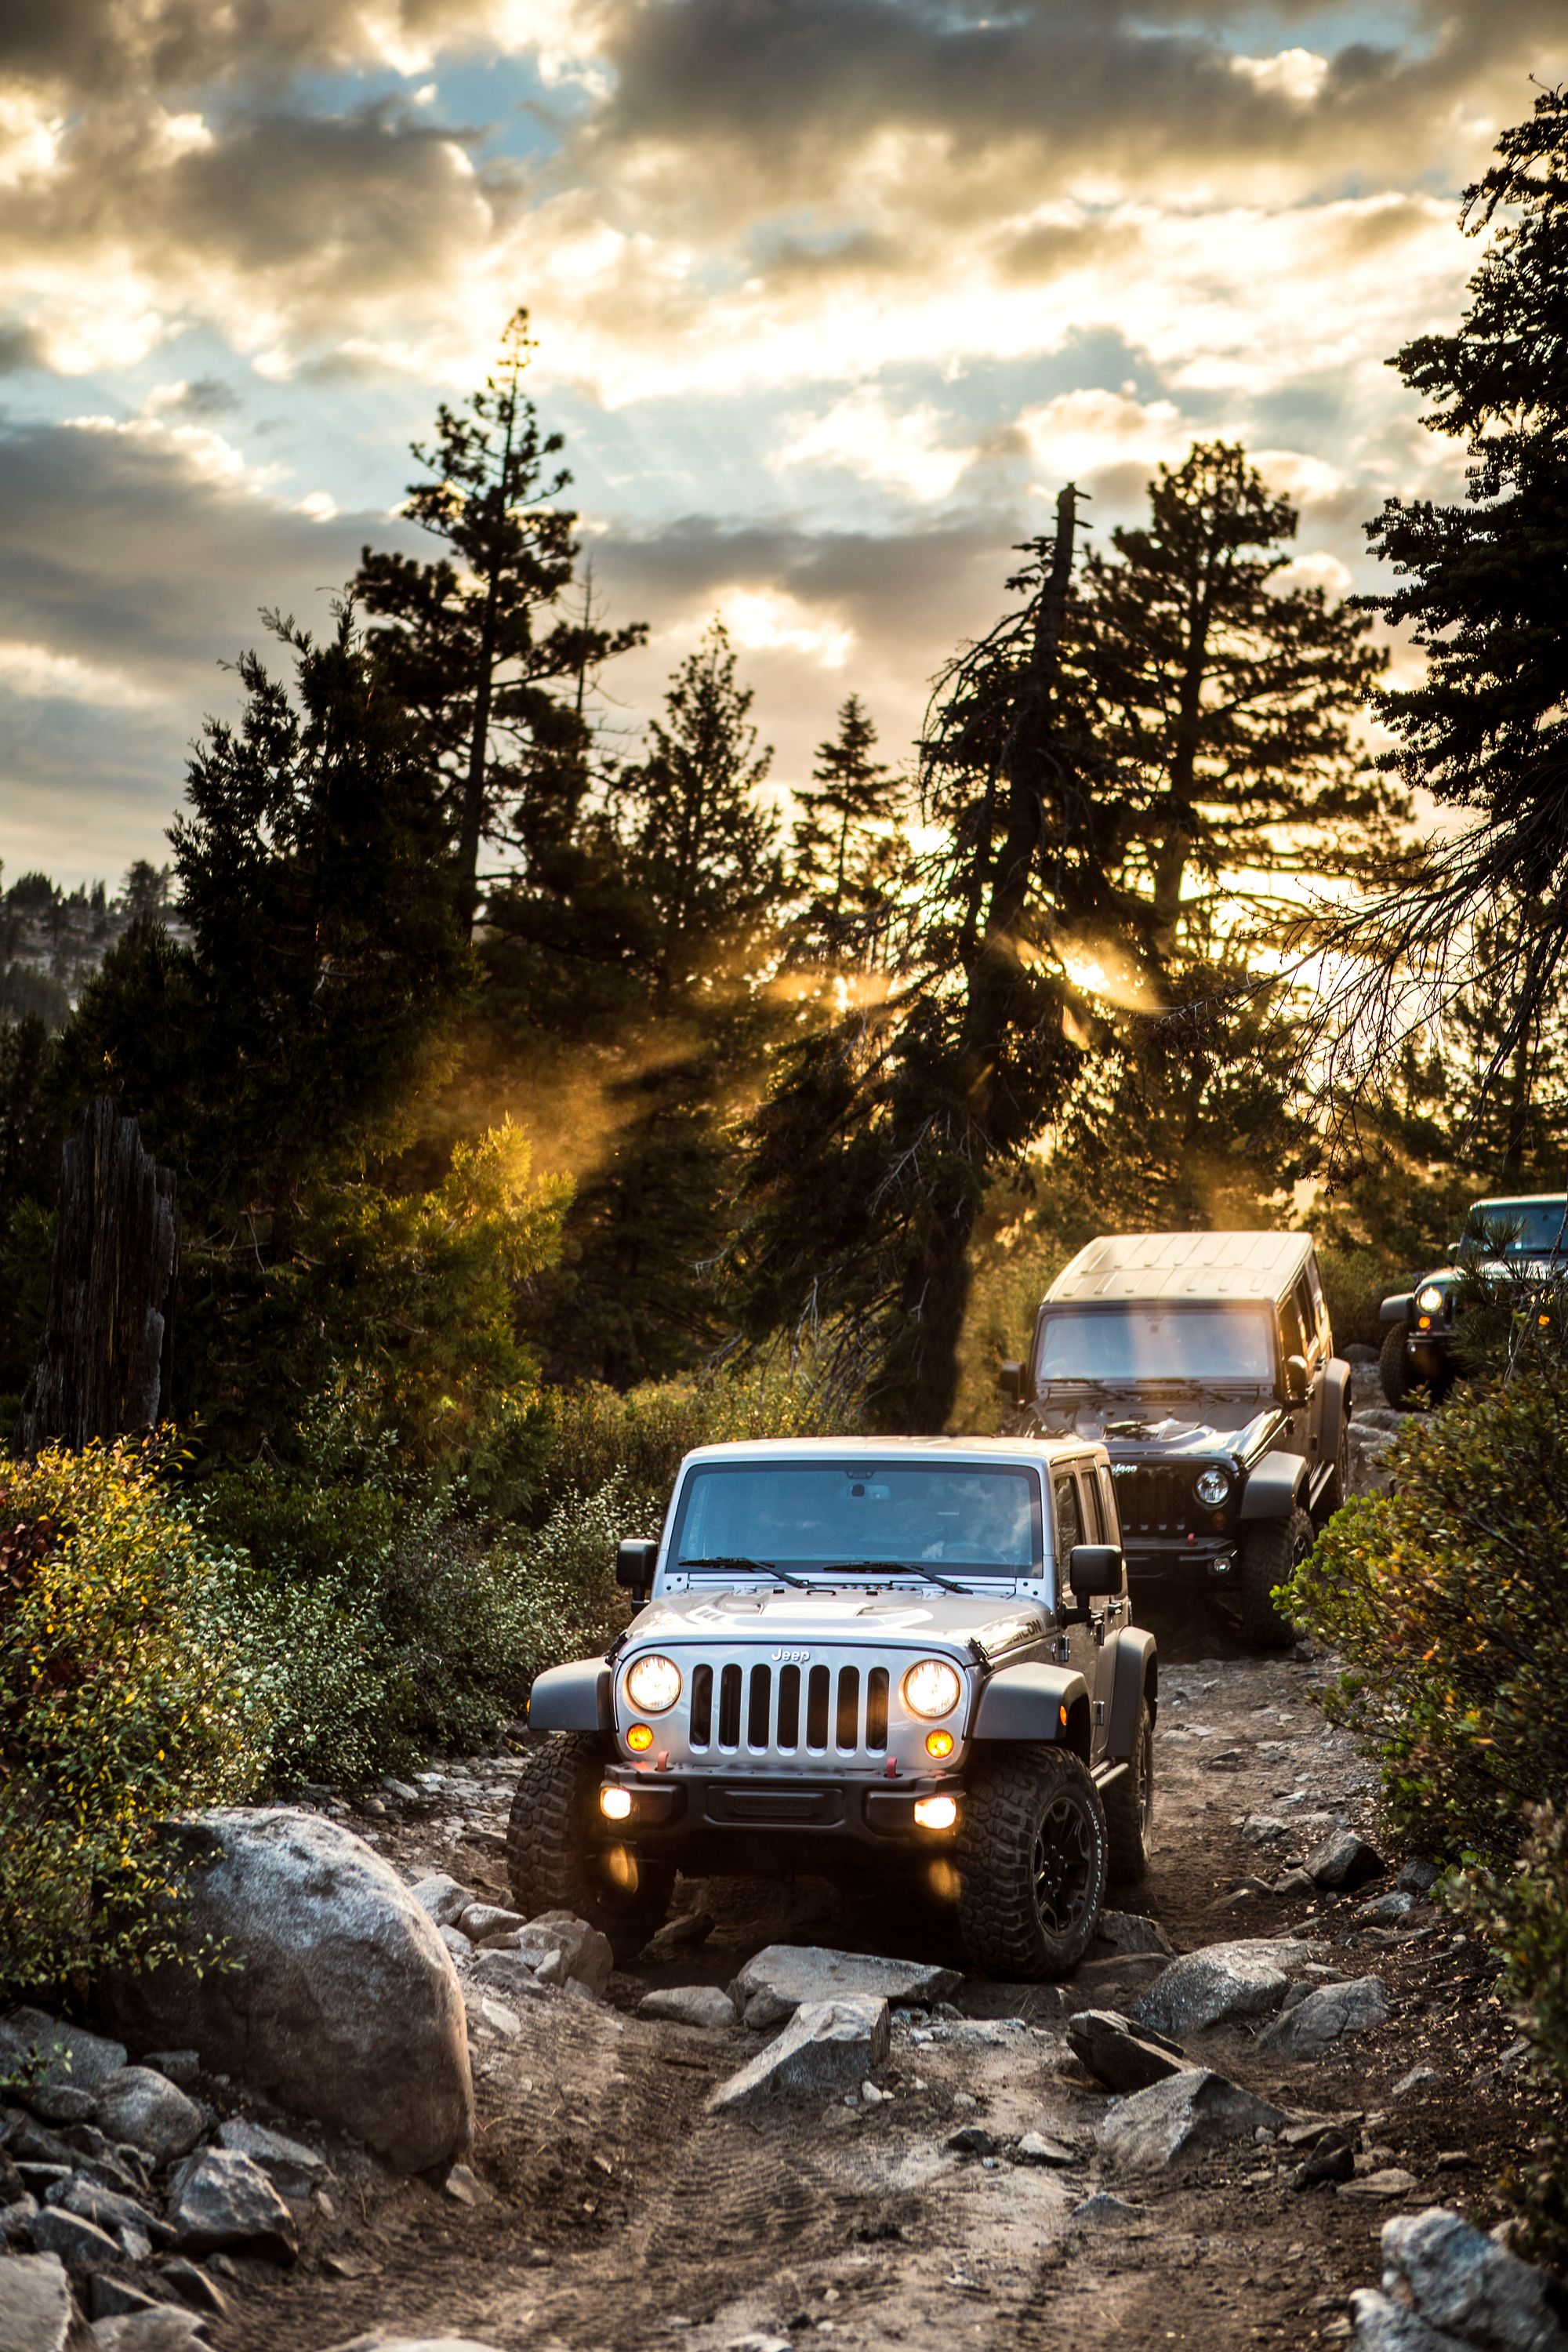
left=151, top=1595, right=1556, bottom=2352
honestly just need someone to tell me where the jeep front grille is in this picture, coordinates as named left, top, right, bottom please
left=1114, top=1465, right=1193, bottom=1536
left=621, top=1644, right=946, bottom=1775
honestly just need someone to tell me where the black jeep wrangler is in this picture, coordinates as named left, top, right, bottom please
left=1379, top=1192, right=1568, bottom=1408
left=1001, top=1231, right=1352, bottom=1648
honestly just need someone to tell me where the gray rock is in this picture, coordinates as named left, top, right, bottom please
left=2, top=2196, right=41, bottom=2249
left=408, top=1875, right=475, bottom=1930
left=85, top=2279, right=170, bottom=2322
left=321, top=2339, right=507, bottom=2350
left=101, top=1807, right=473, bottom=2175
left=637, top=1987, right=738, bottom=2031
left=1131, top=1940, right=1315, bottom=2035
left=707, top=1998, right=891, bottom=2113
left=151, top=2259, right=226, bottom=2319
left=1342, top=1344, right=1381, bottom=1367
left=1393, top=2067, right=1445, bottom=2097
left=0, top=2013, right=128, bottom=2096
left=1397, top=1858, right=1441, bottom=1896
left=455, top=1905, right=528, bottom=1950
left=15, top=2087, right=96, bottom=2128
left=214, top=2118, right=325, bottom=2194
left=94, top=2071, right=203, bottom=2164
left=466, top=1951, right=545, bottom=2002
left=1065, top=2010, right=1193, bottom=2095
left=1292, top=2129, right=1356, bottom=2188
left=1013, top=2131, right=1078, bottom=2166
left=1241, top=1814, right=1291, bottom=1846
left=1357, top=1891, right=1416, bottom=1923
left=1341, top=2169, right=1418, bottom=2200
left=512, top=1915, right=614, bottom=1999
left=91, top=2313, right=210, bottom=2352
left=165, top=2148, right=298, bottom=2263
left=1092, top=1911, right=1176, bottom=1958
left=0, top=2251, right=74, bottom=2352
left=1305, top=1829, right=1384, bottom=1889
left=1097, top=2069, right=1289, bottom=2173
left=1381, top=2205, right=1568, bottom=2352
left=53, top=2176, right=172, bottom=2252
left=728, top=1945, right=959, bottom=2030
left=1349, top=2288, right=1469, bottom=2350
left=1258, top=1977, right=1388, bottom=2058
left=645, top=1911, right=714, bottom=1958
left=139, top=2057, right=200, bottom=2092
left=28, top=2203, right=123, bottom=2266
left=438, top=1928, right=474, bottom=1964
left=1071, top=2193, right=1145, bottom=2224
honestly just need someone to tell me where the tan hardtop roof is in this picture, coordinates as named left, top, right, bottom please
left=1044, top=1230, right=1313, bottom=1308
left=678, top=1435, right=1096, bottom=1468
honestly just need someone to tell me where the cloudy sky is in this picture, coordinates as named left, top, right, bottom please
left=0, top=0, right=1562, bottom=889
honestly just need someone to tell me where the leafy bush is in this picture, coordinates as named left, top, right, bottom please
left=204, top=1383, right=616, bottom=1784
left=1318, top=1243, right=1402, bottom=1351
left=1283, top=1362, right=1568, bottom=1856
left=1453, top=1806, right=1568, bottom=2264
left=0, top=1438, right=264, bottom=1999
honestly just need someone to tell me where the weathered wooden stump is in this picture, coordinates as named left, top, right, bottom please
left=16, top=1098, right=180, bottom=1453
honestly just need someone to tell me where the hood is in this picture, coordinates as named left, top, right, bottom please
left=1421, top=1255, right=1563, bottom=1290
left=1033, top=1396, right=1282, bottom=1458
left=625, top=1583, right=1045, bottom=1657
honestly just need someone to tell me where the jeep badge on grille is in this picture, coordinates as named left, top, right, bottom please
left=771, top=1648, right=810, bottom=1662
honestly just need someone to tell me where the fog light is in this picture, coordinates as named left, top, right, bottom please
left=626, top=1722, right=654, bottom=1752
left=599, top=1785, right=633, bottom=1820
left=914, top=1795, right=958, bottom=1831
left=925, top=1729, right=954, bottom=1760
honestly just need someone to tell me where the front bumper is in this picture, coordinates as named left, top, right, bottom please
left=593, top=1766, right=964, bottom=1875
left=1124, top=1538, right=1239, bottom=1585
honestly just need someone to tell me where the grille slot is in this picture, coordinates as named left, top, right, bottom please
left=866, top=1668, right=889, bottom=1751
left=718, top=1663, right=742, bottom=1748
left=778, top=1664, right=801, bottom=1748
left=807, top=1664, right=830, bottom=1750
left=690, top=1664, right=713, bottom=1745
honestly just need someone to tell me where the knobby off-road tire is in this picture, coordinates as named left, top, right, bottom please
left=1103, top=1698, right=1155, bottom=1885
left=1380, top=1323, right=1414, bottom=1410
left=505, top=1732, right=674, bottom=1963
left=956, top=1745, right=1108, bottom=1980
left=1237, top=1504, right=1313, bottom=1650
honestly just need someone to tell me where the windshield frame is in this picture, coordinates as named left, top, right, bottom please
left=1032, top=1301, right=1281, bottom=1392
left=1466, top=1199, right=1568, bottom=1256
left=661, top=1457, right=1047, bottom=1585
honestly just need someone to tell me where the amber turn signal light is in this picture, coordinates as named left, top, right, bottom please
left=925, top=1729, right=954, bottom=1759
left=626, top=1722, right=654, bottom=1752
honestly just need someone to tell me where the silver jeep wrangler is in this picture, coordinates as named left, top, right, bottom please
left=506, top=1436, right=1158, bottom=1979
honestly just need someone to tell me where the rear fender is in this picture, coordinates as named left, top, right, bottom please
left=527, top=1658, right=612, bottom=1734
left=1102, top=1629, right=1156, bottom=1762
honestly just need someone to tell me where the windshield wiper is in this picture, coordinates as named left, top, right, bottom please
left=819, top=1559, right=975, bottom=1595
left=677, top=1554, right=815, bottom=1590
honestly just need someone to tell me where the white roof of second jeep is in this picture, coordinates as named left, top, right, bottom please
left=677, top=1435, right=1094, bottom=1469
left=1046, top=1230, right=1313, bottom=1306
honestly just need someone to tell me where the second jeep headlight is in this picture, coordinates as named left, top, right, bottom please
left=1195, top=1466, right=1232, bottom=1508
left=902, top=1657, right=962, bottom=1719
left=1417, top=1284, right=1445, bottom=1315
left=625, top=1653, right=682, bottom=1714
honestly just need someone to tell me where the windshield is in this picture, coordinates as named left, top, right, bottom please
left=1035, top=1305, right=1276, bottom=1385
left=1467, top=1200, right=1568, bottom=1255
left=669, top=1462, right=1042, bottom=1578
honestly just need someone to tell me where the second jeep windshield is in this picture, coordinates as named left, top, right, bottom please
left=1035, top=1305, right=1276, bottom=1385
left=670, top=1462, right=1041, bottom=1576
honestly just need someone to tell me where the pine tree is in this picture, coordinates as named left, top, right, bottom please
left=791, top=695, right=908, bottom=954
left=1081, top=441, right=1391, bottom=978
left=1347, top=85, right=1568, bottom=1087
left=355, top=310, right=644, bottom=931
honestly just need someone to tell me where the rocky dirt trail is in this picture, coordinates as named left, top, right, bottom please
left=191, top=1577, right=1553, bottom=2352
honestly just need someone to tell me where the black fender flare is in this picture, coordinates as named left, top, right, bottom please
left=528, top=1658, right=612, bottom=1734
left=1320, top=1356, right=1353, bottom=1439
left=1103, top=1628, right=1157, bottom=1762
left=1238, top=1450, right=1311, bottom=1522
left=971, top=1661, right=1091, bottom=1758
left=1381, top=1293, right=1414, bottom=1328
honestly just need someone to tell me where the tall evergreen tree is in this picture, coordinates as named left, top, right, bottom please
left=791, top=695, right=909, bottom=955
left=1081, top=440, right=1391, bottom=977
left=1335, top=85, right=1568, bottom=1108
left=355, top=310, right=644, bottom=931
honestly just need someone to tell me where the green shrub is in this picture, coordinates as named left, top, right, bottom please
left=0, top=1437, right=264, bottom=1999
left=1318, top=1243, right=1403, bottom=1352
left=1283, top=1363, right=1568, bottom=1856
left=1453, top=1806, right=1568, bottom=2264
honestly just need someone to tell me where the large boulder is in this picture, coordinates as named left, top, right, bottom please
left=93, top=2071, right=203, bottom=2164
left=1349, top=2291, right=1468, bottom=2352
left=1097, top=2069, right=1289, bottom=2172
left=637, top=1987, right=738, bottom=2031
left=1065, top=2009, right=1192, bottom=2095
left=728, top=1946, right=959, bottom=2029
left=708, top=1998, right=891, bottom=2112
left=102, top=1809, right=473, bottom=2176
left=0, top=2013, right=127, bottom=2095
left=1380, top=2207, right=1568, bottom=2352
left=165, top=2149, right=297, bottom=2263
left=1131, top=1939, right=1316, bottom=2036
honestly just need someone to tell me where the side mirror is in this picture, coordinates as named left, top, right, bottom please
left=1067, top=1543, right=1123, bottom=1599
left=615, top=1538, right=659, bottom=1602
left=996, top=1359, right=1027, bottom=1408
left=1282, top=1354, right=1309, bottom=1406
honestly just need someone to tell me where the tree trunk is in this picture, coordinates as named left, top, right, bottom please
left=16, top=1099, right=180, bottom=1454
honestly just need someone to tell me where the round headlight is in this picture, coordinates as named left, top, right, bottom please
left=625, top=1653, right=682, bottom=1714
left=902, top=1657, right=963, bottom=1720
left=1417, top=1284, right=1445, bottom=1315
left=1195, top=1466, right=1232, bottom=1508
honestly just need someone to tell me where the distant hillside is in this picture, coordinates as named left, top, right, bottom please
left=0, top=862, right=177, bottom=1029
